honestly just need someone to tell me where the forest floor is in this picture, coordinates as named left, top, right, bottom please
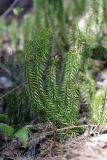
left=1, top=123, right=107, bottom=160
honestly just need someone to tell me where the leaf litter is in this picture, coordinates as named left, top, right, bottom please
left=0, top=123, right=107, bottom=160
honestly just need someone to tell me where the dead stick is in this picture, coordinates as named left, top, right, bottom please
left=26, top=124, right=97, bottom=135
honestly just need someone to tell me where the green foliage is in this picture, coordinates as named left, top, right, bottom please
left=5, top=28, right=86, bottom=130
left=13, top=7, right=23, bottom=16
left=0, top=114, right=7, bottom=122
left=14, top=127, right=28, bottom=148
left=91, top=85, right=107, bottom=125
left=66, top=0, right=86, bottom=19
left=0, top=122, right=29, bottom=148
left=0, top=123, right=14, bottom=140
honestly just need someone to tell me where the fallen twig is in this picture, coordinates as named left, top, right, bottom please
left=26, top=124, right=98, bottom=136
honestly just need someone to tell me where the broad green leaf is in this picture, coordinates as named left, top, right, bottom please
left=0, top=114, right=7, bottom=122
left=0, top=123, right=14, bottom=140
left=14, top=127, right=28, bottom=148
